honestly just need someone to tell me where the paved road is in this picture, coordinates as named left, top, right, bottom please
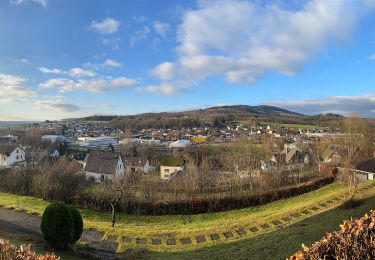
left=0, top=207, right=120, bottom=259
left=0, top=208, right=41, bottom=237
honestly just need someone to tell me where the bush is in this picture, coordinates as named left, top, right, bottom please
left=41, top=203, right=74, bottom=250
left=68, top=205, right=83, bottom=243
left=290, top=210, right=375, bottom=260
left=0, top=239, right=59, bottom=260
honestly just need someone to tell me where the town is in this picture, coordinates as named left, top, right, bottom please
left=2, top=114, right=370, bottom=183
left=1, top=0, right=375, bottom=259
left=1, top=109, right=374, bottom=199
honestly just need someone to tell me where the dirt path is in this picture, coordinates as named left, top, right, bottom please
left=0, top=207, right=120, bottom=259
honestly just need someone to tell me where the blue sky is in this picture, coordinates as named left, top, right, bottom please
left=0, top=0, right=375, bottom=120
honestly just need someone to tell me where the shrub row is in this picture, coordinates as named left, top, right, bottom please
left=0, top=239, right=58, bottom=260
left=290, top=210, right=375, bottom=260
left=82, top=176, right=334, bottom=215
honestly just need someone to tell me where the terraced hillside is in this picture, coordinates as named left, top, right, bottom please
left=0, top=180, right=374, bottom=259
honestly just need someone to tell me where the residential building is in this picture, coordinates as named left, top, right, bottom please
left=160, top=156, right=185, bottom=180
left=82, top=151, right=125, bottom=183
left=356, top=158, right=375, bottom=181
left=0, top=145, right=26, bottom=168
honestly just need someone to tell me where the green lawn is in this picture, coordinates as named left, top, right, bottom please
left=0, top=180, right=374, bottom=255
left=140, top=193, right=375, bottom=259
left=260, top=122, right=318, bottom=129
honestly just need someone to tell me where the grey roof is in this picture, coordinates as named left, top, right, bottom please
left=285, top=149, right=298, bottom=164
left=0, top=145, right=20, bottom=156
left=357, top=158, right=375, bottom=173
left=83, top=151, right=121, bottom=175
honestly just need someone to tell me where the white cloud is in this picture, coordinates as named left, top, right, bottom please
left=104, top=59, right=122, bottom=67
left=152, top=62, right=175, bottom=80
left=0, top=74, right=26, bottom=86
left=38, top=67, right=65, bottom=74
left=0, top=98, right=27, bottom=103
left=38, top=66, right=96, bottom=77
left=142, top=84, right=180, bottom=95
left=269, top=93, right=375, bottom=117
left=153, top=21, right=171, bottom=38
left=12, top=58, right=29, bottom=63
left=39, top=77, right=137, bottom=93
left=0, top=73, right=37, bottom=100
left=84, top=59, right=122, bottom=70
left=69, top=68, right=96, bottom=78
left=90, top=18, right=121, bottom=34
left=36, top=100, right=80, bottom=112
left=39, top=78, right=74, bottom=89
left=130, top=26, right=150, bottom=47
left=0, top=86, right=37, bottom=97
left=369, top=54, right=375, bottom=60
left=151, top=0, right=375, bottom=93
left=10, top=0, right=47, bottom=7
left=101, top=37, right=121, bottom=50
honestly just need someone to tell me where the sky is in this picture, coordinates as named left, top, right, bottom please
left=0, top=0, right=375, bottom=120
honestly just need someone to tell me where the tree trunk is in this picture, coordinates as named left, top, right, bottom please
left=111, top=203, right=116, bottom=227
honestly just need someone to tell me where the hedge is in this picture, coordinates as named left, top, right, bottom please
left=82, top=176, right=334, bottom=215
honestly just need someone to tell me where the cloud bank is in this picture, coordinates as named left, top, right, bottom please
left=149, top=0, right=375, bottom=94
left=269, top=93, right=375, bottom=117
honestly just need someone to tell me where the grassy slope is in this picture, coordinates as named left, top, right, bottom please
left=0, top=181, right=374, bottom=255
left=142, top=194, right=375, bottom=260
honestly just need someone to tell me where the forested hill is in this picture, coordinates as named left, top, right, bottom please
left=64, top=105, right=344, bottom=130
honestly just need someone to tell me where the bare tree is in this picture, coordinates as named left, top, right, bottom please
left=339, top=115, right=372, bottom=206
left=86, top=181, right=123, bottom=227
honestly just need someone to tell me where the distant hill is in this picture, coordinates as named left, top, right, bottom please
left=64, top=115, right=118, bottom=122
left=0, top=121, right=41, bottom=128
left=201, top=105, right=304, bottom=118
left=65, top=105, right=344, bottom=130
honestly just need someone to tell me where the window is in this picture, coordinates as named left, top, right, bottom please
left=16, top=149, right=19, bottom=154
left=165, top=168, right=170, bottom=173
left=100, top=175, right=105, bottom=181
left=164, top=174, right=170, bottom=179
left=16, top=155, right=19, bottom=160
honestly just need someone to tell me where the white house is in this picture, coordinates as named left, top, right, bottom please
left=160, top=156, right=185, bottom=180
left=0, top=145, right=26, bottom=168
left=126, top=158, right=156, bottom=173
left=82, top=151, right=125, bottom=183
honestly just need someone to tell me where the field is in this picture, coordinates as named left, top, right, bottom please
left=260, top=122, right=318, bottom=129
left=0, top=180, right=374, bottom=259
